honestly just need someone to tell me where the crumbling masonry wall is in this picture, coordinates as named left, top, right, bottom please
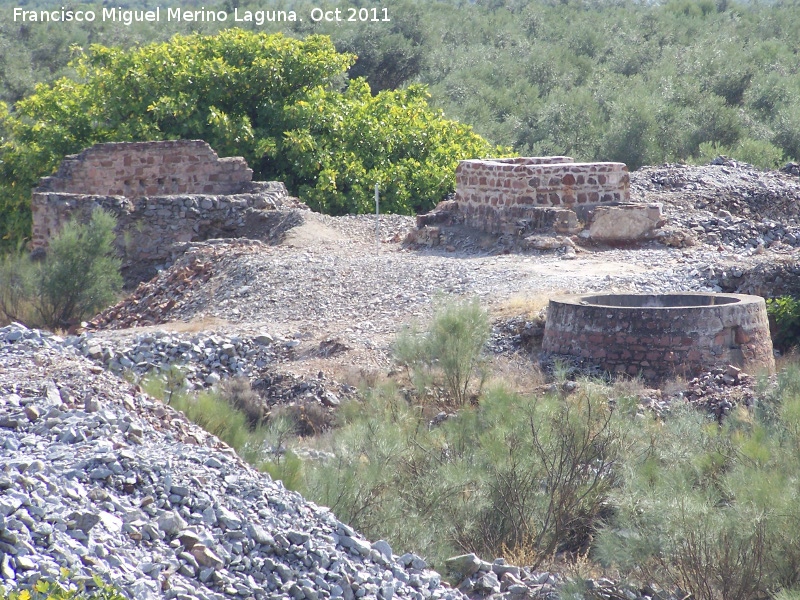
left=455, top=157, right=630, bottom=234
left=31, top=141, right=294, bottom=277
left=35, top=140, right=253, bottom=197
left=543, top=293, right=775, bottom=381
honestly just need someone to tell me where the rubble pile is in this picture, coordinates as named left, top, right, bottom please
left=0, top=324, right=465, bottom=600
left=65, top=329, right=285, bottom=388
left=681, top=365, right=758, bottom=422
left=90, top=253, right=215, bottom=330
left=631, top=161, right=800, bottom=251
left=446, top=553, right=682, bottom=600
left=488, top=317, right=545, bottom=355
left=251, top=372, right=348, bottom=410
left=706, top=257, right=800, bottom=298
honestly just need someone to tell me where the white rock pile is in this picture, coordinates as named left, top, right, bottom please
left=0, top=323, right=464, bottom=600
left=63, top=329, right=286, bottom=388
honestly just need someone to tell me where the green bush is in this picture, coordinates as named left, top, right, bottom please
left=34, top=209, right=122, bottom=330
left=0, top=209, right=122, bottom=330
left=138, top=369, right=310, bottom=486
left=394, top=297, right=491, bottom=405
left=0, top=242, right=37, bottom=326
left=766, top=296, right=800, bottom=352
left=594, top=369, right=800, bottom=599
left=301, top=378, right=620, bottom=569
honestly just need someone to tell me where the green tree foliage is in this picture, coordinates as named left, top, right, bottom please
left=0, top=28, right=500, bottom=250
left=691, top=138, right=787, bottom=170
left=5, top=1, right=800, bottom=249
left=331, top=0, right=427, bottom=93
left=0, top=0, right=800, bottom=178
left=766, top=296, right=800, bottom=352
left=417, top=0, right=800, bottom=168
left=274, top=80, right=498, bottom=215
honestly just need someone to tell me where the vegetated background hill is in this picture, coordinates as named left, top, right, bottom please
left=1, top=0, right=799, bottom=170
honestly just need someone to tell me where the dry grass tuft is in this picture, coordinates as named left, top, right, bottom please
left=491, top=293, right=558, bottom=320
left=219, top=376, right=267, bottom=426
left=273, top=400, right=335, bottom=437
left=486, top=354, right=548, bottom=393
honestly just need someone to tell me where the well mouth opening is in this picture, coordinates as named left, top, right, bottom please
left=581, top=293, right=741, bottom=308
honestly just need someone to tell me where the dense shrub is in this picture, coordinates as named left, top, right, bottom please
left=766, top=296, right=800, bottom=352
left=301, top=381, right=619, bottom=569
left=394, top=297, right=491, bottom=405
left=34, top=210, right=122, bottom=330
left=272, top=400, right=335, bottom=437
left=595, top=367, right=800, bottom=599
left=0, top=209, right=122, bottom=330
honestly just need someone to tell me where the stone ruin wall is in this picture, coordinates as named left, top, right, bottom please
left=543, top=294, right=775, bottom=381
left=455, top=157, right=630, bottom=235
left=35, top=139, right=254, bottom=197
left=31, top=140, right=293, bottom=277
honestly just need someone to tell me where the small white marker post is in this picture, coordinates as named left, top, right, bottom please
left=375, top=182, right=380, bottom=254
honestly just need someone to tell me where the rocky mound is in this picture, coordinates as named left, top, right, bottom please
left=631, top=160, right=800, bottom=251
left=631, top=159, right=800, bottom=220
left=0, top=324, right=464, bottom=600
left=89, top=241, right=259, bottom=331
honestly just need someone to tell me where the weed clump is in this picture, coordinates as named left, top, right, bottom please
left=1, top=572, right=126, bottom=599
left=219, top=376, right=267, bottom=426
left=394, top=296, right=490, bottom=406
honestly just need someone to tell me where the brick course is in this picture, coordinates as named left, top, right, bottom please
left=454, top=157, right=629, bottom=234
left=542, top=293, right=775, bottom=381
left=30, top=140, right=295, bottom=280
left=35, top=140, right=253, bottom=197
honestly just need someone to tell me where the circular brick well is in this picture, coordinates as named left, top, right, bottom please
left=542, top=293, right=775, bottom=380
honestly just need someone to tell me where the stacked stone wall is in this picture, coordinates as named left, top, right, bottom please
left=31, top=185, right=289, bottom=264
left=30, top=140, right=295, bottom=281
left=455, top=157, right=630, bottom=234
left=542, top=293, right=775, bottom=381
left=35, top=140, right=253, bottom=197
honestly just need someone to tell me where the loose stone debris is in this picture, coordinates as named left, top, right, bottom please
left=2, top=323, right=702, bottom=600
left=445, top=553, right=686, bottom=600
left=681, top=365, right=759, bottom=423
left=0, top=324, right=462, bottom=600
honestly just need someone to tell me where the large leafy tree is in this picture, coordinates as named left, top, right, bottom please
left=0, top=28, right=501, bottom=250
